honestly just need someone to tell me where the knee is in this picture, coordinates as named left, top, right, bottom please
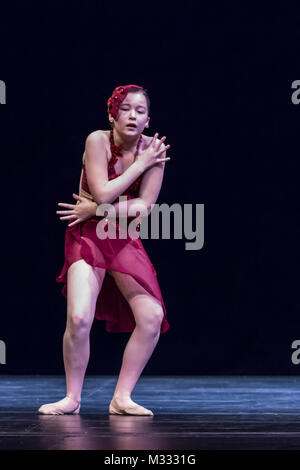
left=140, top=305, right=164, bottom=335
left=67, top=309, right=92, bottom=337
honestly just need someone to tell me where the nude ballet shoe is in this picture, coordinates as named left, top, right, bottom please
left=109, top=396, right=154, bottom=416
left=38, top=395, right=81, bottom=415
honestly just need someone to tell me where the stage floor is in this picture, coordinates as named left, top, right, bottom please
left=0, top=375, right=300, bottom=450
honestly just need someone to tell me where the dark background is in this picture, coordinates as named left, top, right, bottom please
left=0, top=1, right=299, bottom=374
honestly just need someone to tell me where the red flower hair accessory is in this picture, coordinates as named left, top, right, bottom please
left=107, top=84, right=143, bottom=119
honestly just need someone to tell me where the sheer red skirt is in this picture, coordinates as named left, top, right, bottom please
left=56, top=216, right=170, bottom=333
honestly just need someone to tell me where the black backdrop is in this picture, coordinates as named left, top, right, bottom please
left=0, top=1, right=299, bottom=374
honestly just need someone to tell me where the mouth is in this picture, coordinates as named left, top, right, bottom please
left=126, top=124, right=137, bottom=128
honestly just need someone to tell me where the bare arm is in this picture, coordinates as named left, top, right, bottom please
left=137, top=157, right=166, bottom=214
left=113, top=141, right=168, bottom=216
left=57, top=137, right=169, bottom=226
left=104, top=153, right=167, bottom=219
left=87, top=153, right=167, bottom=220
left=85, top=197, right=148, bottom=219
left=84, top=131, right=146, bottom=205
left=112, top=159, right=167, bottom=218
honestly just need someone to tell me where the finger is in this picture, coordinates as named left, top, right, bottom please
left=57, top=203, right=76, bottom=209
left=157, top=144, right=170, bottom=155
left=56, top=210, right=75, bottom=215
left=156, top=157, right=171, bottom=163
left=72, top=193, right=83, bottom=201
left=68, top=218, right=82, bottom=227
left=59, top=215, right=77, bottom=220
left=151, top=132, right=159, bottom=145
left=155, top=136, right=166, bottom=150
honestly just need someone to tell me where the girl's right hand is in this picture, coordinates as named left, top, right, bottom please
left=136, top=133, right=171, bottom=171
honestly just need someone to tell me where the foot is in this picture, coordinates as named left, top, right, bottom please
left=109, top=395, right=153, bottom=416
left=38, top=395, right=81, bottom=415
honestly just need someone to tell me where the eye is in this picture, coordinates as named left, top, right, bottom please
left=120, top=107, right=145, bottom=113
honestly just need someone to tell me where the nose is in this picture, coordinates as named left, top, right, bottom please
left=129, top=109, right=137, bottom=118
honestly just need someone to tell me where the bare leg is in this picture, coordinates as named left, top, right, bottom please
left=38, top=259, right=106, bottom=414
left=108, top=272, right=164, bottom=412
left=113, top=297, right=162, bottom=402
left=63, top=259, right=106, bottom=402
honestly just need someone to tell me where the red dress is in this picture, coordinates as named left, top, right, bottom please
left=56, top=131, right=170, bottom=334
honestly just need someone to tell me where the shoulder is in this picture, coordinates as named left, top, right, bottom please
left=85, top=129, right=108, bottom=146
left=83, top=130, right=109, bottom=164
left=142, top=133, right=166, bottom=148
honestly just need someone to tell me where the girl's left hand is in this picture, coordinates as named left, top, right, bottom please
left=56, top=193, right=97, bottom=227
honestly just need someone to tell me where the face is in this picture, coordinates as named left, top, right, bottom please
left=112, top=92, right=149, bottom=134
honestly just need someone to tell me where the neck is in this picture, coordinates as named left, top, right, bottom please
left=112, top=129, right=141, bottom=152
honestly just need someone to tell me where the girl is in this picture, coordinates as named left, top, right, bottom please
left=38, top=85, right=171, bottom=416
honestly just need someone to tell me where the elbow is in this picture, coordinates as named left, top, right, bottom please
left=91, top=186, right=109, bottom=206
left=93, top=195, right=109, bottom=206
left=90, top=192, right=101, bottom=205
left=90, top=191, right=107, bottom=206
left=95, top=182, right=112, bottom=205
left=146, top=202, right=155, bottom=215
left=138, top=199, right=152, bottom=215
left=140, top=197, right=155, bottom=216
left=147, top=204, right=153, bottom=215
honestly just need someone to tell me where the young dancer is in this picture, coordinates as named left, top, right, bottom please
left=38, top=85, right=171, bottom=415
